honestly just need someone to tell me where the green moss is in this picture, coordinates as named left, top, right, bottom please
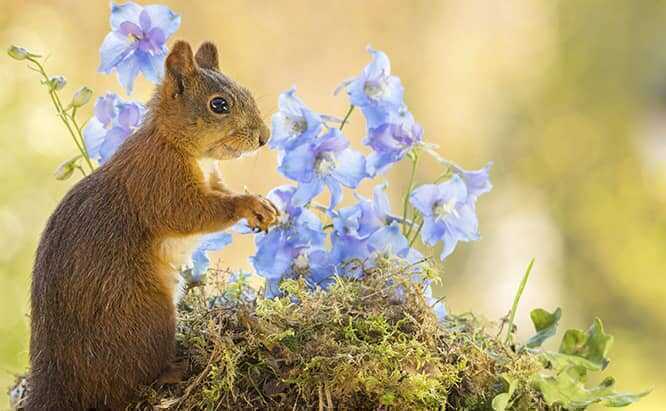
left=130, top=259, right=549, bottom=410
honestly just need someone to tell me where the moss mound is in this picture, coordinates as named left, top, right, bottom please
left=132, top=260, right=549, bottom=410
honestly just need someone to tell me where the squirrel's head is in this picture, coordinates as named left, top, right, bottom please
left=152, top=40, right=269, bottom=160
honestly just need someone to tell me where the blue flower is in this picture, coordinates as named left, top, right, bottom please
left=83, top=93, right=145, bottom=164
left=270, top=87, right=324, bottom=150
left=191, top=231, right=233, bottom=281
left=339, top=46, right=404, bottom=127
left=449, top=162, right=493, bottom=201
left=278, top=128, right=366, bottom=209
left=410, top=175, right=480, bottom=261
left=331, top=184, right=390, bottom=239
left=99, top=2, right=181, bottom=94
left=364, top=109, right=423, bottom=176
left=251, top=186, right=326, bottom=287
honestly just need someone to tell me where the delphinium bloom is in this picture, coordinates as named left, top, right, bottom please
left=251, top=186, right=326, bottom=297
left=83, top=93, right=145, bottom=164
left=99, top=2, right=181, bottom=94
left=449, top=162, right=493, bottom=201
left=339, top=47, right=404, bottom=127
left=270, top=87, right=324, bottom=150
left=410, top=175, right=480, bottom=261
left=278, top=128, right=366, bottom=209
left=339, top=47, right=422, bottom=176
left=191, top=231, right=233, bottom=281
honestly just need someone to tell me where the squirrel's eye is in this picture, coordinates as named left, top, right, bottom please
left=209, top=97, right=230, bottom=114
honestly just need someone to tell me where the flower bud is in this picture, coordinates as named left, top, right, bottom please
left=43, top=75, right=67, bottom=91
left=7, top=45, right=40, bottom=60
left=70, top=86, right=93, bottom=108
left=54, top=155, right=81, bottom=180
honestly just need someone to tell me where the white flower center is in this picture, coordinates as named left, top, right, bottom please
left=287, top=116, right=307, bottom=135
left=364, top=78, right=388, bottom=100
left=315, top=152, right=336, bottom=176
left=293, top=252, right=309, bottom=270
left=433, top=198, right=459, bottom=220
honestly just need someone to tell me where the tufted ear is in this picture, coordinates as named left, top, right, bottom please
left=195, top=41, right=219, bottom=71
left=165, top=40, right=195, bottom=95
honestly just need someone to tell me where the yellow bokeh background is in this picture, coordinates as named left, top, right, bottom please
left=1, top=1, right=664, bottom=409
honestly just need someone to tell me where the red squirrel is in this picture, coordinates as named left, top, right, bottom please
left=26, top=40, right=279, bottom=410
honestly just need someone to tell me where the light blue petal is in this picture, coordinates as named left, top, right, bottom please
left=440, top=228, right=460, bottom=261
left=278, top=142, right=316, bottom=182
left=252, top=230, right=293, bottom=280
left=420, top=217, right=446, bottom=247
left=410, top=184, right=439, bottom=216
left=99, top=127, right=129, bottom=163
left=110, top=2, right=142, bottom=31
left=437, top=175, right=468, bottom=204
left=198, top=231, right=232, bottom=251
left=326, top=178, right=343, bottom=209
left=367, top=222, right=409, bottom=256
left=291, top=179, right=324, bottom=207
left=449, top=202, right=480, bottom=241
left=138, top=50, right=166, bottom=84
left=372, top=183, right=391, bottom=220
left=454, top=162, right=493, bottom=200
left=365, top=151, right=396, bottom=176
left=332, top=148, right=366, bottom=188
left=144, top=4, right=181, bottom=37
left=98, top=32, right=132, bottom=73
left=116, top=56, right=141, bottom=94
left=82, top=118, right=107, bottom=161
left=192, top=249, right=210, bottom=280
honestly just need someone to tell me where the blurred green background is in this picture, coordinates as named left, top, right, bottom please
left=1, top=1, right=664, bottom=409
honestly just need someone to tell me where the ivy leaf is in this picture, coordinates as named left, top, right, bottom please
left=525, top=307, right=561, bottom=348
left=560, top=318, right=613, bottom=370
left=533, top=373, right=648, bottom=408
left=491, top=374, right=518, bottom=411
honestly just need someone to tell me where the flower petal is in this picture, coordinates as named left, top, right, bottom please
left=98, top=32, right=133, bottom=73
left=110, top=2, right=142, bottom=31
left=410, top=184, right=439, bottom=216
left=291, top=179, right=324, bottom=207
left=332, top=148, right=366, bottom=188
left=144, top=4, right=181, bottom=38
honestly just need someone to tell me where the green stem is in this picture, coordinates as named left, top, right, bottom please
left=69, top=108, right=94, bottom=171
left=339, top=105, right=354, bottom=130
left=504, top=258, right=536, bottom=345
left=402, top=150, right=419, bottom=235
left=26, top=57, right=94, bottom=173
left=408, top=218, right=424, bottom=247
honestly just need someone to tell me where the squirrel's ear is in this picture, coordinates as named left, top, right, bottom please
left=195, top=42, right=219, bottom=71
left=165, top=41, right=195, bottom=95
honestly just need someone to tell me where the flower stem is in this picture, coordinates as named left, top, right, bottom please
left=504, top=258, right=535, bottom=345
left=339, top=105, right=354, bottom=131
left=402, top=150, right=419, bottom=235
left=25, top=57, right=95, bottom=173
left=408, top=218, right=424, bottom=247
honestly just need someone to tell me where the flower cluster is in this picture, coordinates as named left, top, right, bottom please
left=70, top=3, right=494, bottom=322
left=83, top=93, right=145, bottom=164
left=99, top=1, right=180, bottom=94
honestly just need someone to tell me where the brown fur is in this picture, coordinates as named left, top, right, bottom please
left=26, top=40, right=277, bottom=410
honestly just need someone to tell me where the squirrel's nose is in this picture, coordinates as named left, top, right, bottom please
left=258, top=124, right=270, bottom=146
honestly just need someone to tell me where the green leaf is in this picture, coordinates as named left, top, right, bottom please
left=533, top=372, right=648, bottom=409
left=560, top=318, right=613, bottom=370
left=525, top=307, right=561, bottom=348
left=492, top=374, right=518, bottom=411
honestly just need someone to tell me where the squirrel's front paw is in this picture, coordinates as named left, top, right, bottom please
left=237, top=194, right=280, bottom=232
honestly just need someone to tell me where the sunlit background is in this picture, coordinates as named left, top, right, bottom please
left=1, top=1, right=665, bottom=409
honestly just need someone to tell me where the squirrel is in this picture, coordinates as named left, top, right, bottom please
left=25, top=40, right=279, bottom=410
